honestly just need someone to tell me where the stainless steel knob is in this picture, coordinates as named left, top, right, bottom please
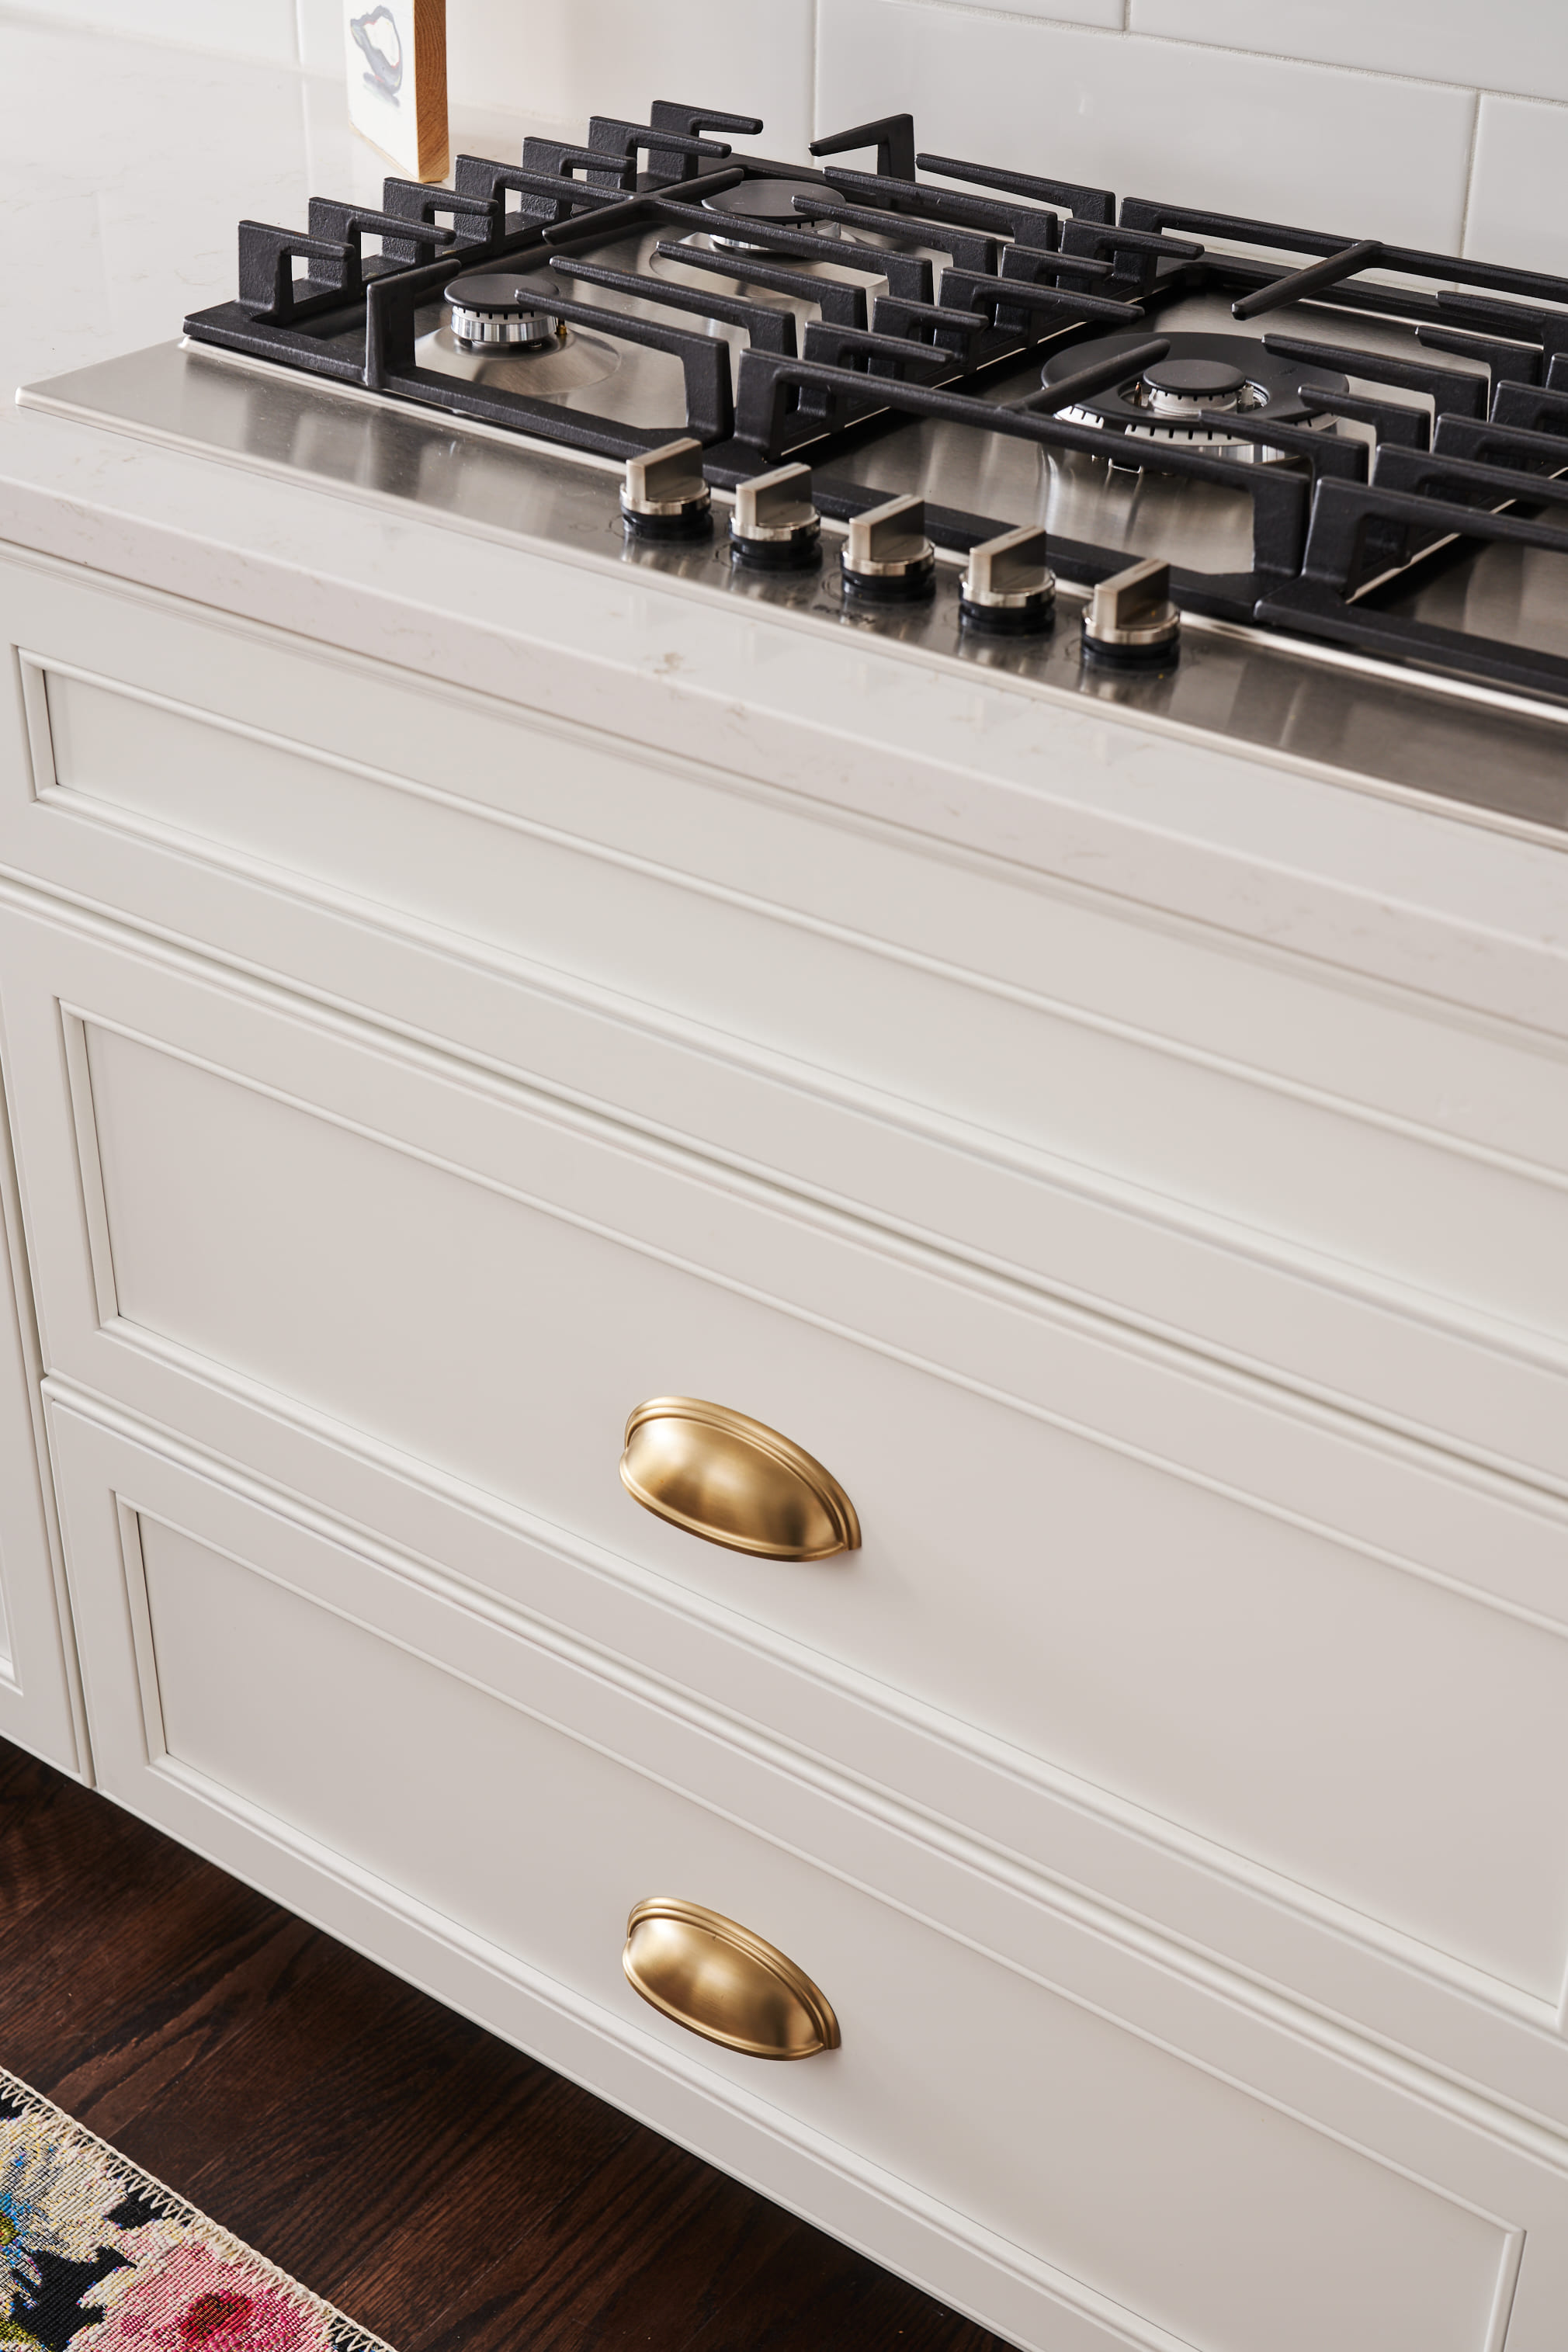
left=841, top=493, right=936, bottom=602
left=730, top=463, right=821, bottom=567
left=446, top=272, right=561, bottom=349
left=622, top=439, right=713, bottom=539
left=959, top=524, right=1056, bottom=633
left=1081, top=557, right=1181, bottom=664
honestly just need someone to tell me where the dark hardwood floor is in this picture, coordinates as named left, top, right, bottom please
left=0, top=1737, right=1007, bottom=2352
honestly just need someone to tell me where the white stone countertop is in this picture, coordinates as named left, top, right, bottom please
left=0, top=7, right=1564, bottom=1043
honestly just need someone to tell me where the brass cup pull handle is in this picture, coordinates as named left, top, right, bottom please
left=623, top=1898, right=841, bottom=2059
left=619, top=1397, right=860, bottom=1560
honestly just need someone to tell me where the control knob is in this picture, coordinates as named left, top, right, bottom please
left=959, top=524, right=1056, bottom=633
left=729, top=463, right=821, bottom=567
left=621, top=439, right=713, bottom=539
left=841, top=493, right=936, bottom=602
left=1081, top=557, right=1181, bottom=664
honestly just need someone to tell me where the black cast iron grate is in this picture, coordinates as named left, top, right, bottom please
left=183, top=103, right=1568, bottom=689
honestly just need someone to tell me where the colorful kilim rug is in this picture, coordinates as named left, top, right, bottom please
left=0, top=2067, right=396, bottom=2352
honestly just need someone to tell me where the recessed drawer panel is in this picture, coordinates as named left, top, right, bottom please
left=5, top=574, right=1566, bottom=1490
left=6, top=901, right=1568, bottom=2050
left=50, top=1397, right=1568, bottom=2352
left=29, top=654, right=1568, bottom=1334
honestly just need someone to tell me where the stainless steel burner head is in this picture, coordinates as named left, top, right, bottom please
left=446, top=272, right=563, bottom=349
left=1039, top=330, right=1348, bottom=460
left=701, top=179, right=842, bottom=255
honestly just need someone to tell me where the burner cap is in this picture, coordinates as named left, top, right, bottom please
left=702, top=179, right=834, bottom=226
left=445, top=272, right=548, bottom=308
left=700, top=177, right=841, bottom=253
left=1143, top=357, right=1247, bottom=398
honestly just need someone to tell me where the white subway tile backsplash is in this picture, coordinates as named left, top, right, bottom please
left=302, top=68, right=416, bottom=203
left=21, top=0, right=1568, bottom=289
left=1464, top=95, right=1568, bottom=279
left=302, top=76, right=564, bottom=205
left=296, top=0, right=342, bottom=77
left=444, top=0, right=817, bottom=160
left=4, top=15, right=311, bottom=380
left=14, top=0, right=298, bottom=63
left=818, top=0, right=1475, bottom=248
left=1128, top=0, right=1568, bottom=109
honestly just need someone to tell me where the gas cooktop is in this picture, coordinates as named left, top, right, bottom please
left=19, top=100, right=1568, bottom=831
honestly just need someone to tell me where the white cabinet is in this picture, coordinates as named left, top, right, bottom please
left=0, top=1061, right=82, bottom=1774
left=2, top=543, right=1566, bottom=2347
left=4, top=567, right=1565, bottom=1489
left=49, top=1393, right=1568, bottom=2352
left=2, top=892, right=1567, bottom=2102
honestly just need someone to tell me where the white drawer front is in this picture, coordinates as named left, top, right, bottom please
left=4, top=573, right=1566, bottom=1490
left=48, top=1394, right=1568, bottom=2352
left=5, top=896, right=1568, bottom=2083
left=0, top=1059, right=81, bottom=1773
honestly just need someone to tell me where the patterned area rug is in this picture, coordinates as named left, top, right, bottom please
left=0, top=2068, right=395, bottom=2352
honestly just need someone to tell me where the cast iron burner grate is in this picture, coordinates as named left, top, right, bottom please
left=183, top=102, right=1568, bottom=697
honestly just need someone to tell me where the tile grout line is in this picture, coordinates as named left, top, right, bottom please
left=1124, top=19, right=1568, bottom=109
left=1455, top=87, right=1482, bottom=262
left=865, top=0, right=1568, bottom=112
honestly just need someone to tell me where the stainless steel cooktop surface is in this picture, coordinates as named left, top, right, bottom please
left=19, top=335, right=1568, bottom=842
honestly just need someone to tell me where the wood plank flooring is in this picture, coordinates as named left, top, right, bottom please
left=0, top=1737, right=1008, bottom=2352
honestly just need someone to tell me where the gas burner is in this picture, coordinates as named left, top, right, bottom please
left=420, top=271, right=621, bottom=398
left=445, top=271, right=563, bottom=350
left=1041, top=331, right=1348, bottom=463
left=700, top=179, right=842, bottom=255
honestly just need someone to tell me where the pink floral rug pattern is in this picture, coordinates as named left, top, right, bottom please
left=0, top=2068, right=395, bottom=2352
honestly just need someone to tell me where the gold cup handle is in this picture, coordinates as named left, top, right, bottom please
left=623, top=1898, right=841, bottom=2059
left=619, top=1396, right=860, bottom=1559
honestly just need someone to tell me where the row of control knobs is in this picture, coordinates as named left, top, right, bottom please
left=620, top=438, right=1181, bottom=663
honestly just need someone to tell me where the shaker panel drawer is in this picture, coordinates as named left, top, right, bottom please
left=6, top=900, right=1568, bottom=2051
left=4, top=577, right=1566, bottom=1490
left=49, top=1396, right=1568, bottom=2352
